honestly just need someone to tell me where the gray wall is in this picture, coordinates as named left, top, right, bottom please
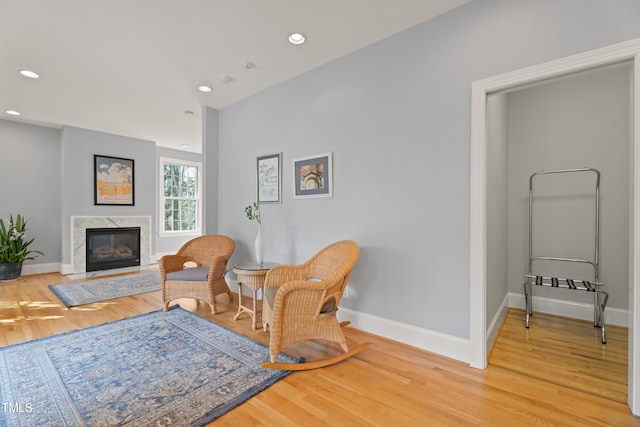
left=214, top=0, right=640, bottom=340
left=2, top=0, right=639, bottom=344
left=60, top=126, right=157, bottom=266
left=506, top=64, right=631, bottom=310
left=486, top=93, right=509, bottom=330
left=0, top=120, right=61, bottom=266
left=203, top=106, right=219, bottom=235
left=1, top=120, right=205, bottom=270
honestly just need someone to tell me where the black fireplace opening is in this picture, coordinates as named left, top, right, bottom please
left=86, top=227, right=141, bottom=272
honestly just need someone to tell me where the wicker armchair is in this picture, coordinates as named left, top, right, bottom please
left=160, top=235, right=235, bottom=314
left=261, top=240, right=370, bottom=370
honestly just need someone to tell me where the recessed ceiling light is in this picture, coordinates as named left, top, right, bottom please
left=288, top=32, right=306, bottom=45
left=198, top=85, right=212, bottom=93
left=180, top=144, right=190, bottom=148
left=184, top=110, right=195, bottom=116
left=19, top=70, right=39, bottom=79
left=6, top=110, right=20, bottom=116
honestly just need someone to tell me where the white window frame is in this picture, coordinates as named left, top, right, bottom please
left=159, top=157, right=202, bottom=237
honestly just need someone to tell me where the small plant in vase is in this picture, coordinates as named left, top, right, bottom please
left=0, top=214, right=44, bottom=281
left=245, top=202, right=264, bottom=265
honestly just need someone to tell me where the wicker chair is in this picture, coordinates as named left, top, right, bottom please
left=160, top=235, right=235, bottom=314
left=261, top=240, right=370, bottom=370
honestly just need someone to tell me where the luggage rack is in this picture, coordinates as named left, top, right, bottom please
left=523, top=167, right=608, bottom=343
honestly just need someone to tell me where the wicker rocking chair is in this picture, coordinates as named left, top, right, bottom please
left=261, top=240, right=370, bottom=370
left=159, top=235, right=235, bottom=314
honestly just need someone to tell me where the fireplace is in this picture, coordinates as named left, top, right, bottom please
left=86, top=227, right=141, bottom=272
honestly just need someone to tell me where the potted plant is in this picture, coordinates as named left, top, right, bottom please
left=245, top=202, right=264, bottom=264
left=0, top=214, right=44, bottom=281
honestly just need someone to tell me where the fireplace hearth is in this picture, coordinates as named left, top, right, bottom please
left=86, top=227, right=141, bottom=272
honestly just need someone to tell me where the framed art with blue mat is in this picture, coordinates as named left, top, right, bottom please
left=0, top=306, right=298, bottom=426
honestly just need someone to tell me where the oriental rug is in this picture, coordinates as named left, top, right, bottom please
left=49, top=270, right=161, bottom=307
left=0, top=306, right=296, bottom=426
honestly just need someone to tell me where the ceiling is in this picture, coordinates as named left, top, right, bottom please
left=1, top=0, right=470, bottom=153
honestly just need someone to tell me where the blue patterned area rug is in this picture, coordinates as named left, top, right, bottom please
left=49, top=270, right=161, bottom=307
left=0, top=306, right=296, bottom=426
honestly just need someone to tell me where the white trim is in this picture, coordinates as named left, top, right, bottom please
left=158, top=156, right=203, bottom=236
left=487, top=293, right=509, bottom=352
left=469, top=72, right=488, bottom=369
left=60, top=263, right=73, bottom=275
left=508, top=293, right=628, bottom=328
left=470, top=37, right=640, bottom=414
left=21, top=262, right=60, bottom=276
left=338, top=307, right=470, bottom=364
left=631, top=52, right=640, bottom=413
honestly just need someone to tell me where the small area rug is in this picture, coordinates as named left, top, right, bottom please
left=0, top=306, right=297, bottom=426
left=49, top=270, right=161, bottom=307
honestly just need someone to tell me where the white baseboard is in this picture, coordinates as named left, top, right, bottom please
left=487, top=293, right=510, bottom=351
left=22, top=262, right=60, bottom=276
left=225, top=276, right=469, bottom=362
left=508, top=292, right=628, bottom=327
left=337, top=307, right=470, bottom=364
left=60, top=263, right=73, bottom=275
left=226, top=280, right=470, bottom=363
left=339, top=292, right=627, bottom=367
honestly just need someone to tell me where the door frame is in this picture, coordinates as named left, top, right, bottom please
left=469, top=38, right=640, bottom=413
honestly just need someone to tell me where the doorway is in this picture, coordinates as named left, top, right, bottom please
left=469, top=38, right=640, bottom=414
left=486, top=62, right=631, bottom=403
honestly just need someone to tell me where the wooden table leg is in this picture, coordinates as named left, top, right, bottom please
left=251, top=286, right=259, bottom=330
left=233, top=279, right=262, bottom=330
left=233, top=281, right=245, bottom=321
left=232, top=266, right=273, bottom=331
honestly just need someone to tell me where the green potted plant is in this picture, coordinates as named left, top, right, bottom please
left=0, top=214, right=44, bottom=281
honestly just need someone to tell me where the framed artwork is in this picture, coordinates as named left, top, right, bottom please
left=293, top=152, right=333, bottom=199
left=94, top=155, right=135, bottom=205
left=257, top=153, right=282, bottom=203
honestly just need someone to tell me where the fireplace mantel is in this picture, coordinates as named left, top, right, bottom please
left=71, top=216, right=151, bottom=274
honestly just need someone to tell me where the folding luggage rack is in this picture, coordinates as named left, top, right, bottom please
left=523, top=167, right=608, bottom=343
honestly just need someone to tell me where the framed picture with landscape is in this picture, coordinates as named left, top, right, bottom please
left=94, top=155, right=135, bottom=205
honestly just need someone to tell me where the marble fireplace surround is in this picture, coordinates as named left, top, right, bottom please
left=71, top=216, right=151, bottom=274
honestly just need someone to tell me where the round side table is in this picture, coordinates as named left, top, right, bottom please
left=232, top=262, right=278, bottom=330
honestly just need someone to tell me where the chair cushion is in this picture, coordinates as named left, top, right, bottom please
left=166, top=267, right=209, bottom=281
left=320, top=298, right=336, bottom=313
left=264, top=281, right=336, bottom=313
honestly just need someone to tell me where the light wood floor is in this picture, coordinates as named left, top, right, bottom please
left=1, top=272, right=639, bottom=426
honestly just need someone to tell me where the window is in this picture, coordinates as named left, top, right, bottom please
left=160, top=157, right=201, bottom=235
